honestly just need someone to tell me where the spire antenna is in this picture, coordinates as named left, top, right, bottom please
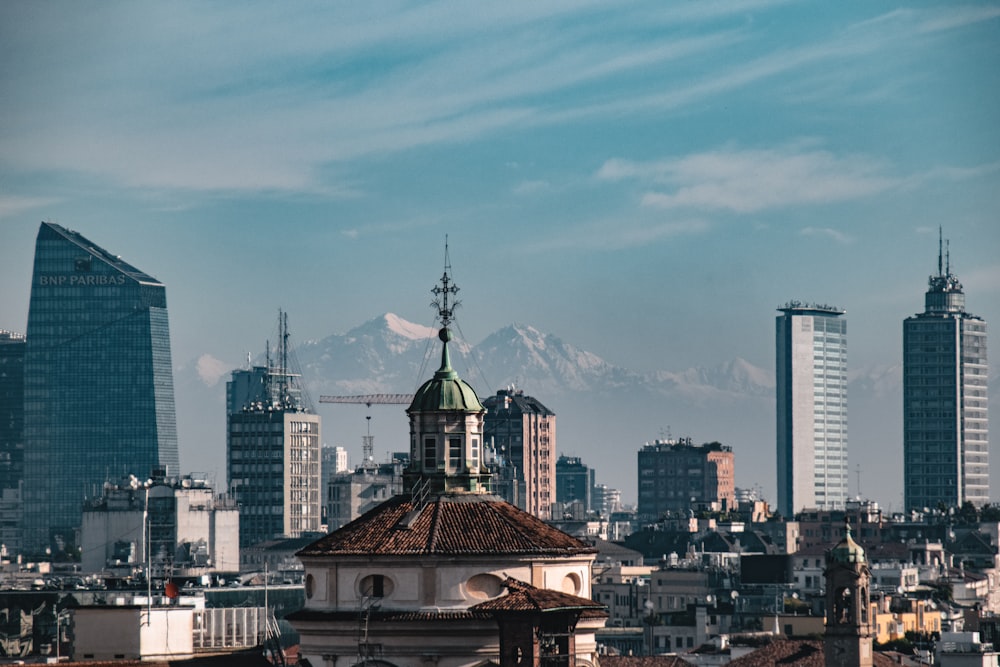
left=431, top=235, right=461, bottom=328
left=938, top=226, right=943, bottom=276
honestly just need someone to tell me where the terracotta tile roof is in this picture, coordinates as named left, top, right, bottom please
left=726, top=638, right=899, bottom=666
left=298, top=493, right=597, bottom=557
left=469, top=577, right=607, bottom=615
left=600, top=657, right=694, bottom=667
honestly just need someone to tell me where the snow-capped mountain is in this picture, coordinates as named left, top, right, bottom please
left=174, top=312, right=971, bottom=511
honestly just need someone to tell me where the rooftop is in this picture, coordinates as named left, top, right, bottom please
left=298, top=492, right=596, bottom=558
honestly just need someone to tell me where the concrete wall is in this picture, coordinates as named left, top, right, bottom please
left=73, top=606, right=194, bottom=661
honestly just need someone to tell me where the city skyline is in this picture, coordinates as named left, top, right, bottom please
left=1, top=4, right=998, bottom=507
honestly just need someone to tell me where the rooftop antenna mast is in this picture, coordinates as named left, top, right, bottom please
left=431, top=235, right=460, bottom=328
left=279, top=309, right=289, bottom=405
left=938, top=226, right=943, bottom=277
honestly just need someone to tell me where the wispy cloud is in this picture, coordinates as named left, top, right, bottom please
left=530, top=217, right=710, bottom=252
left=0, top=1, right=994, bottom=199
left=512, top=180, right=552, bottom=196
left=0, top=196, right=59, bottom=220
left=801, top=227, right=853, bottom=245
left=916, top=5, right=1000, bottom=34
left=598, top=144, right=896, bottom=214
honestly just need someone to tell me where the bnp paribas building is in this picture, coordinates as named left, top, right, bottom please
left=23, top=223, right=179, bottom=556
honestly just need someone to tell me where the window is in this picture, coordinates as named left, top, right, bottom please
left=360, top=574, right=392, bottom=598
left=449, top=437, right=462, bottom=471
left=423, top=438, right=436, bottom=470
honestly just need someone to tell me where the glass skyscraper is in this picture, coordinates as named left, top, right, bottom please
left=903, top=237, right=988, bottom=510
left=776, top=302, right=848, bottom=517
left=23, top=223, right=179, bottom=555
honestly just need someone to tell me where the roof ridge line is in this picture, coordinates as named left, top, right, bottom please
left=426, top=496, right=443, bottom=551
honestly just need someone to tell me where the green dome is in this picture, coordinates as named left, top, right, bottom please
left=407, top=327, right=484, bottom=413
left=829, top=521, right=866, bottom=564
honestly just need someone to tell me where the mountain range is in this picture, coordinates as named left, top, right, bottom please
left=173, top=313, right=998, bottom=512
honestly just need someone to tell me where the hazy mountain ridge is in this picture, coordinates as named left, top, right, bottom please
left=175, top=311, right=989, bottom=509
left=293, top=314, right=770, bottom=400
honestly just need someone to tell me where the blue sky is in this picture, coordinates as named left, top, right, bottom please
left=2, top=2, right=999, bottom=503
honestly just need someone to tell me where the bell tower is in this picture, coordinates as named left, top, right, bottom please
left=404, top=239, right=491, bottom=495
left=824, top=520, right=873, bottom=667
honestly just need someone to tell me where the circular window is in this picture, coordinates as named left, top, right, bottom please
left=304, top=574, right=315, bottom=599
left=466, top=573, right=504, bottom=600
left=561, top=572, right=582, bottom=595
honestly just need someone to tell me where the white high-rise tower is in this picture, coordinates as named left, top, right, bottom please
left=776, top=302, right=848, bottom=517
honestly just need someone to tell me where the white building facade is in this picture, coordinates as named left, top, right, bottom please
left=776, top=302, right=848, bottom=516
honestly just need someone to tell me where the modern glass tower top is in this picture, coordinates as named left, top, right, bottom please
left=903, top=231, right=988, bottom=510
left=23, top=223, right=179, bottom=555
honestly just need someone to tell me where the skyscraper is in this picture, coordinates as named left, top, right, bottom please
left=482, top=387, right=557, bottom=520
left=227, top=313, right=321, bottom=547
left=776, top=302, right=848, bottom=517
left=0, top=331, right=25, bottom=554
left=903, top=233, right=988, bottom=510
left=23, top=223, right=179, bottom=555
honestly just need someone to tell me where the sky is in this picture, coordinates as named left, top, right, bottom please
left=1, top=2, right=999, bottom=505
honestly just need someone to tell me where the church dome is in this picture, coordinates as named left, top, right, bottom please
left=829, top=521, right=866, bottom=564
left=408, top=327, right=483, bottom=413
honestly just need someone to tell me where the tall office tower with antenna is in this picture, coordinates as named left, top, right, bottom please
left=23, top=223, right=179, bottom=556
left=903, top=231, right=988, bottom=510
left=227, top=312, right=321, bottom=547
left=776, top=302, right=848, bottom=517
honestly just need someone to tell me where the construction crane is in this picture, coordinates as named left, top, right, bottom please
left=318, top=394, right=414, bottom=463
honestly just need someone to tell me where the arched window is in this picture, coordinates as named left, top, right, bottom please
left=359, top=574, right=394, bottom=598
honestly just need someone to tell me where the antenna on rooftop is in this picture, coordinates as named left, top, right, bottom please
left=938, top=226, right=943, bottom=276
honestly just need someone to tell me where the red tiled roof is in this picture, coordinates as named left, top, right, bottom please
left=298, top=493, right=596, bottom=557
left=600, top=657, right=694, bottom=667
left=469, top=577, right=607, bottom=614
left=727, top=639, right=899, bottom=666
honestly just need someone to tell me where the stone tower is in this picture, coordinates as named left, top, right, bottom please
left=824, top=520, right=873, bottom=667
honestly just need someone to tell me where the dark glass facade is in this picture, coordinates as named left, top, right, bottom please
left=0, top=332, right=25, bottom=492
left=23, top=223, right=178, bottom=555
left=903, top=252, right=988, bottom=510
left=0, top=331, right=25, bottom=553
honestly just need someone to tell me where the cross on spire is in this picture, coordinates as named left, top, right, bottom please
left=431, top=235, right=460, bottom=329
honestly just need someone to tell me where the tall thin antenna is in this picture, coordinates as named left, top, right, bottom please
left=938, top=226, right=943, bottom=276
left=279, top=309, right=289, bottom=403
left=946, top=239, right=951, bottom=277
